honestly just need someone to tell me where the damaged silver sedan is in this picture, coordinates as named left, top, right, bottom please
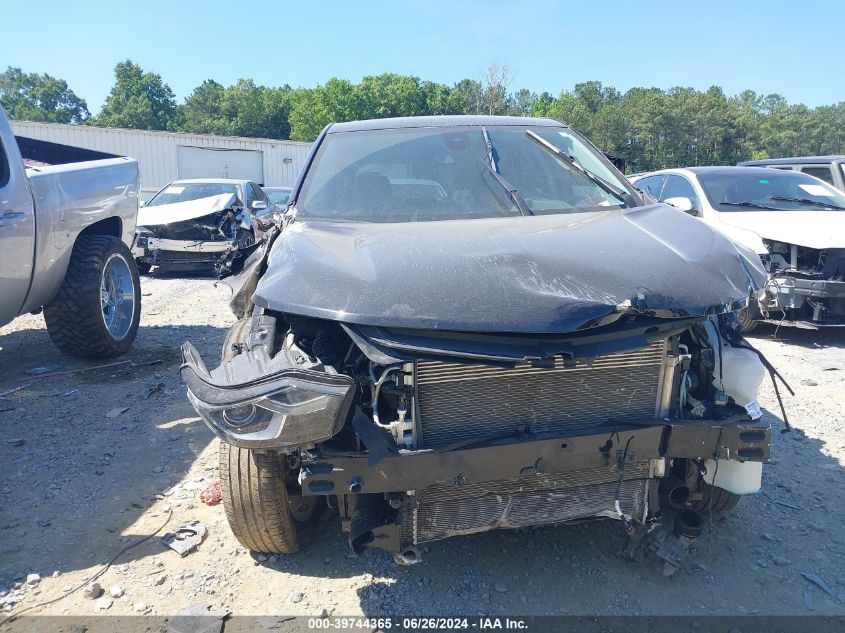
left=134, top=178, right=274, bottom=277
left=181, top=116, right=779, bottom=564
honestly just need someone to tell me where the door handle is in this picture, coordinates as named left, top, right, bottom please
left=0, top=211, right=25, bottom=227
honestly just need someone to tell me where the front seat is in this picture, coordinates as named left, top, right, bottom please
left=353, top=172, right=393, bottom=217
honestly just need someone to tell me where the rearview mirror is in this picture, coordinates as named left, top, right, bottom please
left=664, top=196, right=697, bottom=215
left=251, top=200, right=268, bottom=211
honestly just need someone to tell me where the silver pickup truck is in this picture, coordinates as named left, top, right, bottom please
left=0, top=105, right=141, bottom=357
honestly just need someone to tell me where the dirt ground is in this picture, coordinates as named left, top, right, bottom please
left=1, top=272, right=844, bottom=626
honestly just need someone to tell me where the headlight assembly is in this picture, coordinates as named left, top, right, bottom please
left=180, top=341, right=355, bottom=449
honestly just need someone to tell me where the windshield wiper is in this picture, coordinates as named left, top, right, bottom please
left=769, top=195, right=845, bottom=211
left=481, top=127, right=532, bottom=216
left=720, top=200, right=787, bottom=211
left=525, top=130, right=635, bottom=207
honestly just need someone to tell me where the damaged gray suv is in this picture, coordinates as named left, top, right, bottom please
left=181, top=116, right=775, bottom=561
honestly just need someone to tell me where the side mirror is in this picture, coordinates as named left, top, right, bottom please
left=664, top=196, right=697, bottom=215
left=251, top=200, right=268, bottom=211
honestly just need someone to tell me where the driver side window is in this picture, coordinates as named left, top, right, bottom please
left=251, top=183, right=268, bottom=203
left=635, top=175, right=665, bottom=199
left=661, top=175, right=700, bottom=210
left=245, top=184, right=259, bottom=209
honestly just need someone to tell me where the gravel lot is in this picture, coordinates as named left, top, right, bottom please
left=1, top=273, right=844, bottom=626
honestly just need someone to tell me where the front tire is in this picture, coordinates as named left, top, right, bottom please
left=220, top=443, right=319, bottom=553
left=217, top=318, right=319, bottom=554
left=44, top=235, right=141, bottom=358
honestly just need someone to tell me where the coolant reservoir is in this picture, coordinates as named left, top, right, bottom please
left=703, top=459, right=762, bottom=494
left=713, top=346, right=766, bottom=419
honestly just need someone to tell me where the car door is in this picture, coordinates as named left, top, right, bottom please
left=799, top=165, right=836, bottom=186
left=0, top=119, right=36, bottom=326
left=660, top=174, right=701, bottom=214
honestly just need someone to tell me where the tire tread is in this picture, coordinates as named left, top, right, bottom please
left=218, top=319, right=314, bottom=554
left=44, top=235, right=140, bottom=358
left=220, top=443, right=305, bottom=553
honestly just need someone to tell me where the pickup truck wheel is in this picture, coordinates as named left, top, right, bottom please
left=692, top=483, right=741, bottom=514
left=217, top=318, right=319, bottom=554
left=44, top=235, right=141, bottom=358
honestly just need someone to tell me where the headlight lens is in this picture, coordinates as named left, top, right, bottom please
left=181, top=341, right=355, bottom=448
left=187, top=383, right=334, bottom=435
left=222, top=404, right=257, bottom=427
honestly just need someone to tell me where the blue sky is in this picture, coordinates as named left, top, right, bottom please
left=2, top=0, right=841, bottom=113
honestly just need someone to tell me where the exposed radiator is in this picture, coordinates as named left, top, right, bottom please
left=415, top=341, right=667, bottom=449
left=400, top=462, right=651, bottom=544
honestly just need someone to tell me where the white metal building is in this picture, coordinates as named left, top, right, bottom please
left=10, top=120, right=313, bottom=199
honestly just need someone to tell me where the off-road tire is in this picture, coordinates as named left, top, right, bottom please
left=44, top=235, right=141, bottom=358
left=692, top=483, right=741, bottom=514
left=218, top=319, right=319, bottom=554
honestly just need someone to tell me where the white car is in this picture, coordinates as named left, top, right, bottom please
left=630, top=166, right=845, bottom=330
left=134, top=178, right=275, bottom=277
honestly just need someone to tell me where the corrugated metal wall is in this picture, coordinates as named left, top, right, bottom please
left=10, top=121, right=313, bottom=195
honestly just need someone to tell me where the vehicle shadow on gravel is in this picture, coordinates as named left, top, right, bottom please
left=748, top=321, right=845, bottom=350
left=0, top=323, right=229, bottom=581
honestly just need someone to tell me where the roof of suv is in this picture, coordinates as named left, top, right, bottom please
left=637, top=166, right=786, bottom=177
left=328, top=115, right=564, bottom=133
left=739, top=156, right=845, bottom=166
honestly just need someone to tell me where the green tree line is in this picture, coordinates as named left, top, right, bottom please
left=3, top=60, right=844, bottom=173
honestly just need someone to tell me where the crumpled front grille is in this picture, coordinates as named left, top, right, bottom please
left=400, top=462, right=651, bottom=544
left=415, top=341, right=666, bottom=449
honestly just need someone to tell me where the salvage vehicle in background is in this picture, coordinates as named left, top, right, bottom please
left=0, top=105, right=141, bottom=358
left=632, top=167, right=845, bottom=330
left=182, top=116, right=772, bottom=562
left=134, top=178, right=274, bottom=277
left=739, top=155, right=845, bottom=192
left=262, top=186, right=292, bottom=208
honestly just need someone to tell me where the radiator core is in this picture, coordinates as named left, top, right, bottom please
left=415, top=341, right=667, bottom=449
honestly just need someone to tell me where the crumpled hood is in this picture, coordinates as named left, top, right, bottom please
left=138, top=193, right=237, bottom=227
left=717, top=210, right=845, bottom=250
left=253, top=204, right=766, bottom=334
